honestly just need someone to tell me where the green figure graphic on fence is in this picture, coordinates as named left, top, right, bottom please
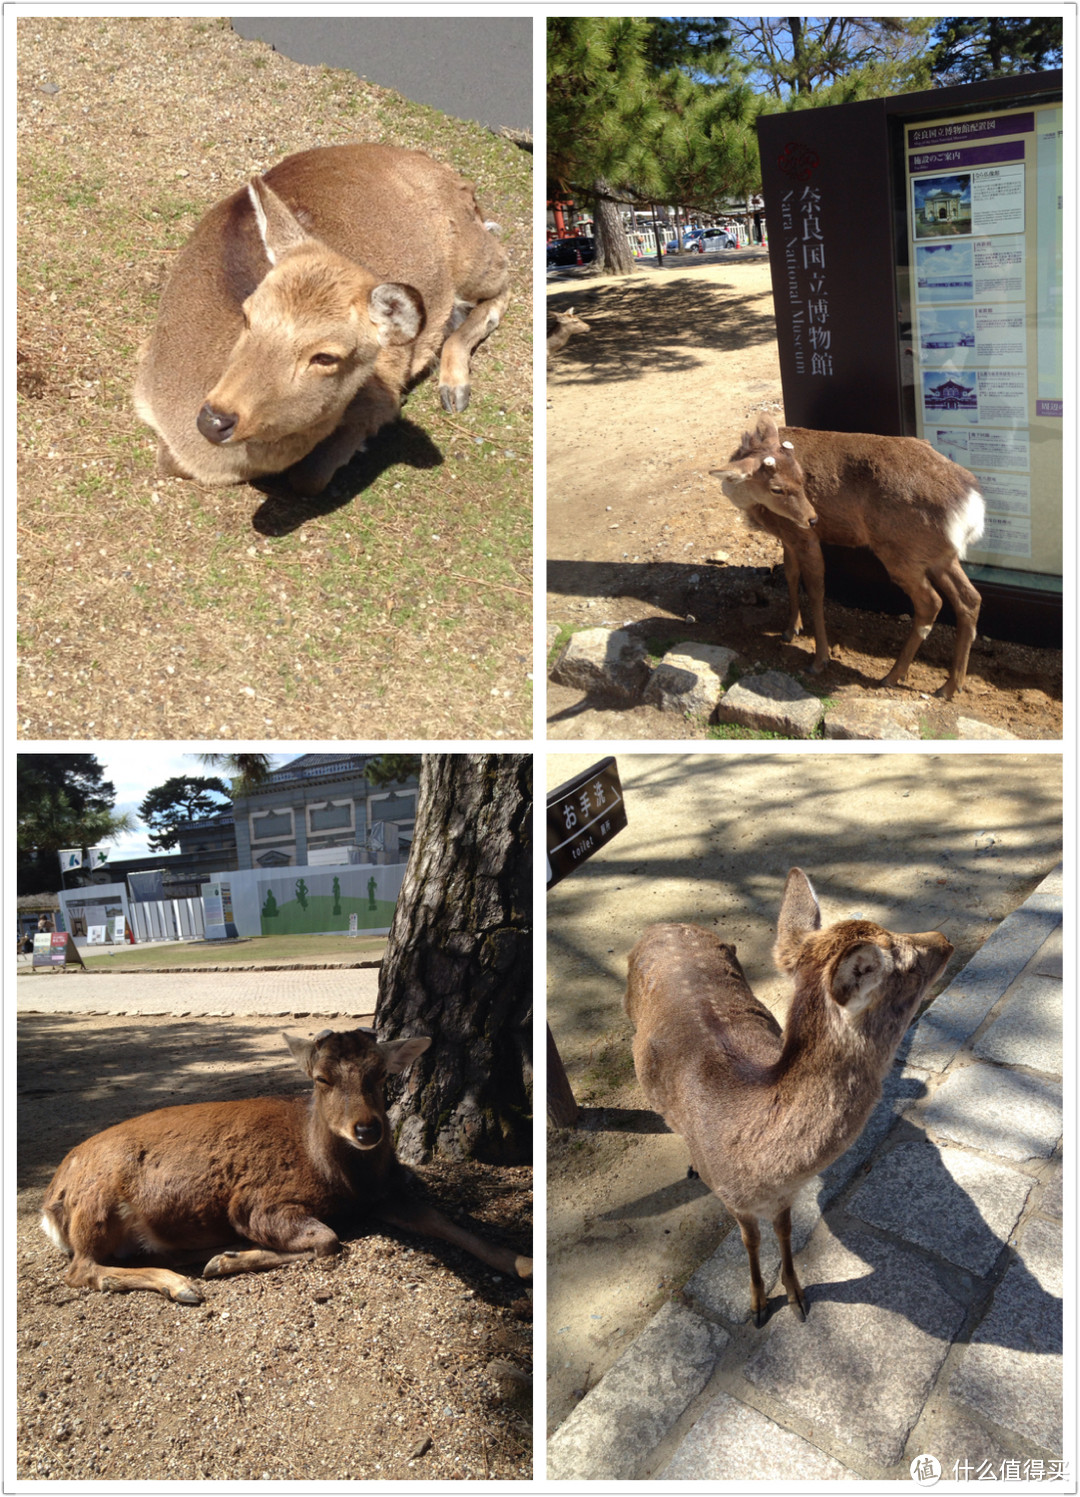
left=295, top=878, right=309, bottom=911
left=332, top=876, right=341, bottom=915
left=368, top=876, right=377, bottom=911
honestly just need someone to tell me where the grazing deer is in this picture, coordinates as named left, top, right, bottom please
left=547, top=307, right=590, bottom=362
left=711, top=415, right=984, bottom=699
left=625, top=869, right=952, bottom=1324
left=134, top=143, right=509, bottom=496
left=40, top=1028, right=531, bottom=1304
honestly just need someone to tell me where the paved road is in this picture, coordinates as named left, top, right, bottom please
left=548, top=864, right=1064, bottom=1481
left=231, top=17, right=532, bottom=130
left=16, top=965, right=379, bottom=1018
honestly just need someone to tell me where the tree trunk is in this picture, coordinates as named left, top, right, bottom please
left=375, top=753, right=532, bottom=1165
left=592, top=179, right=636, bottom=275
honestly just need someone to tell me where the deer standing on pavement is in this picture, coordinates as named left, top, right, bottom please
left=624, top=869, right=952, bottom=1324
left=711, top=415, right=984, bottom=698
left=40, top=1027, right=531, bottom=1303
left=134, top=143, right=509, bottom=496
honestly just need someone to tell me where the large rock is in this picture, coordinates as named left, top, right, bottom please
left=643, top=644, right=738, bottom=717
left=714, top=670, right=824, bottom=738
left=823, top=698, right=924, bottom=740
left=549, top=627, right=650, bottom=702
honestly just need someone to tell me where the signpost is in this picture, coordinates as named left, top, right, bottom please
left=546, top=758, right=629, bottom=1124
left=32, top=932, right=85, bottom=971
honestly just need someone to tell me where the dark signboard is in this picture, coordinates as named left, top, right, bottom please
left=32, top=932, right=85, bottom=970
left=546, top=757, right=627, bottom=889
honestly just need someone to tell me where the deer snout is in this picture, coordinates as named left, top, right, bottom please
left=352, top=1118, right=383, bottom=1149
left=197, top=403, right=238, bottom=445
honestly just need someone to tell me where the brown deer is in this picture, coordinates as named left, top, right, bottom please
left=133, top=143, right=509, bottom=496
left=547, top=307, right=590, bottom=362
left=40, top=1028, right=531, bottom=1304
left=625, top=869, right=952, bottom=1324
left=711, top=415, right=984, bottom=699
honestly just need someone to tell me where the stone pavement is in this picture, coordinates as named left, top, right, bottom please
left=15, top=964, right=380, bottom=1018
left=547, top=863, right=1064, bottom=1483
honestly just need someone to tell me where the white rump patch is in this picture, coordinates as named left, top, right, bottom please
left=947, top=488, right=986, bottom=557
left=40, top=1212, right=70, bottom=1255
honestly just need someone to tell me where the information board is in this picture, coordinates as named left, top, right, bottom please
left=32, top=932, right=85, bottom=970
left=904, top=103, right=1062, bottom=574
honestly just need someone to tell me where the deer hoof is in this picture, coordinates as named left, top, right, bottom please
left=514, top=1255, right=533, bottom=1280
left=439, top=383, right=471, bottom=414
left=203, top=1252, right=241, bottom=1279
left=172, top=1282, right=205, bottom=1305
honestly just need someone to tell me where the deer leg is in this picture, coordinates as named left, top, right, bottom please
left=438, top=285, right=509, bottom=414
left=879, top=566, right=942, bottom=688
left=789, top=537, right=830, bottom=673
left=929, top=557, right=981, bottom=699
left=779, top=540, right=804, bottom=641
left=204, top=1205, right=340, bottom=1278
left=773, top=1206, right=806, bottom=1320
left=375, top=1196, right=531, bottom=1280
left=734, top=1211, right=769, bottom=1326
left=66, top=1254, right=204, bottom=1304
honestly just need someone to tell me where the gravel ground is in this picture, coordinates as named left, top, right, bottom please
left=17, top=1014, right=532, bottom=1481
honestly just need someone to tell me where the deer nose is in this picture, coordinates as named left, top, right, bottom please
left=197, top=403, right=238, bottom=444
left=353, top=1120, right=383, bottom=1148
left=807, top=515, right=817, bottom=527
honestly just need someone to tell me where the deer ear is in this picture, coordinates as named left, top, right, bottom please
left=248, top=178, right=312, bottom=265
left=369, top=283, right=425, bottom=346
left=284, top=1031, right=318, bottom=1074
left=831, top=942, right=894, bottom=1014
left=754, top=414, right=781, bottom=447
left=773, top=868, right=821, bottom=971
left=379, top=1035, right=432, bottom=1073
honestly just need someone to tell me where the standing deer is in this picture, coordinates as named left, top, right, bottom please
left=711, top=415, right=984, bottom=699
left=134, top=143, right=509, bottom=496
left=40, top=1027, right=531, bottom=1304
left=547, top=307, right=590, bottom=362
left=625, top=869, right=952, bottom=1324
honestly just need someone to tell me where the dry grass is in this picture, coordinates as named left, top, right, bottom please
left=17, top=16, right=533, bottom=740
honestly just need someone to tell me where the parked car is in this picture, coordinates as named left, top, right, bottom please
left=665, top=229, right=704, bottom=253
left=700, top=225, right=738, bottom=252
left=547, top=235, right=597, bottom=267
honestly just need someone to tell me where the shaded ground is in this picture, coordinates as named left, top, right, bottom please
left=17, top=17, right=532, bottom=740
left=544, top=751, right=1062, bottom=1435
left=546, top=257, right=1062, bottom=740
left=17, top=1013, right=532, bottom=1481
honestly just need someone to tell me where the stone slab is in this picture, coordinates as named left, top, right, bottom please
left=643, top=644, right=738, bottom=717
left=744, top=1228, right=966, bottom=1467
left=549, top=627, right=650, bottom=702
left=950, top=1216, right=1062, bottom=1453
left=822, top=698, right=924, bottom=740
left=714, top=671, right=825, bottom=738
left=1039, top=1166, right=1062, bottom=1219
left=546, top=1301, right=728, bottom=1481
left=955, top=716, right=1018, bottom=740
left=972, top=970, right=1062, bottom=1075
left=919, top=1064, right=1062, bottom=1162
left=662, top=1391, right=859, bottom=1480
left=906, top=872, right=1063, bottom=1072
left=847, top=1140, right=1036, bottom=1275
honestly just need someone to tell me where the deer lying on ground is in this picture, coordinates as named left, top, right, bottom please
left=711, top=415, right=984, bottom=699
left=40, top=1028, right=531, bottom=1303
left=134, top=143, right=509, bottom=496
left=625, top=869, right=952, bottom=1324
left=547, top=307, right=590, bottom=362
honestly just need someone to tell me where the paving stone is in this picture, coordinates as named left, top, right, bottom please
left=919, top=1064, right=1062, bottom=1162
left=950, top=1216, right=1062, bottom=1453
left=906, top=892, right=1063, bottom=1072
left=548, top=627, right=650, bottom=702
left=662, top=1391, right=859, bottom=1480
left=744, top=1228, right=966, bottom=1467
left=822, top=698, right=923, bottom=740
left=16, top=967, right=379, bottom=1016
left=955, top=716, right=1018, bottom=740
left=1039, top=1165, right=1062, bottom=1219
left=911, top=1411, right=1019, bottom=1480
left=643, top=644, right=738, bottom=716
left=847, top=1140, right=1036, bottom=1275
left=714, top=670, right=825, bottom=738
left=972, top=970, right=1062, bottom=1075
left=546, top=1301, right=728, bottom=1480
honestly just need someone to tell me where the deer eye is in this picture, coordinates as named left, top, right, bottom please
left=309, top=352, right=339, bottom=368
left=313, top=1075, right=331, bottom=1086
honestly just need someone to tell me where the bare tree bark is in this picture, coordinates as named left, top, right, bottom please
left=592, top=179, right=636, bottom=275
left=375, top=754, right=532, bottom=1165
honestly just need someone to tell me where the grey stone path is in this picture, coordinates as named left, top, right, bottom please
left=16, top=965, right=379, bottom=1017
left=547, top=864, right=1064, bottom=1482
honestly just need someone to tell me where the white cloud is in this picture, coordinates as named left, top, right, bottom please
left=96, top=750, right=279, bottom=859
